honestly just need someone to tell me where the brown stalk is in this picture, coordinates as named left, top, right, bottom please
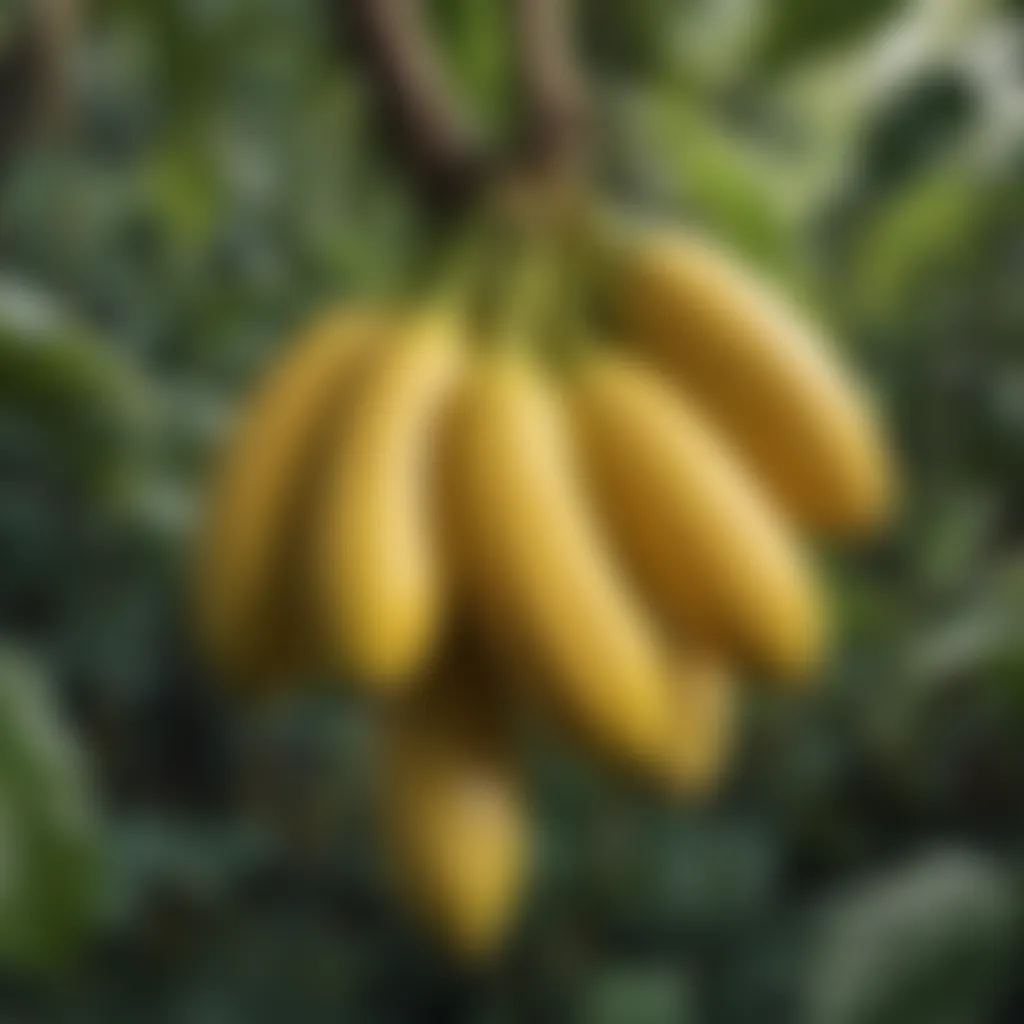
left=510, top=0, right=589, bottom=174
left=340, top=0, right=589, bottom=208
left=343, top=0, right=489, bottom=207
left=0, top=0, right=81, bottom=173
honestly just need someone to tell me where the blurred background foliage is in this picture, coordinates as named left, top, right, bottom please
left=0, top=0, right=1022, bottom=1020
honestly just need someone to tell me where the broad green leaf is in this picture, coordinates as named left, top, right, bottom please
left=755, top=0, right=903, bottom=73
left=0, top=646, right=101, bottom=971
left=0, top=277, right=156, bottom=488
left=637, top=93, right=812, bottom=293
left=849, top=167, right=986, bottom=320
left=805, top=851, right=1017, bottom=1024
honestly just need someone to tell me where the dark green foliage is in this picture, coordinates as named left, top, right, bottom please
left=0, top=0, right=1022, bottom=1020
left=754, top=0, right=903, bottom=72
left=580, top=0, right=683, bottom=76
left=0, top=648, right=100, bottom=972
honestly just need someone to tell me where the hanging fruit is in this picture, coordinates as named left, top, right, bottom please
left=191, top=0, right=899, bottom=960
left=379, top=665, right=528, bottom=960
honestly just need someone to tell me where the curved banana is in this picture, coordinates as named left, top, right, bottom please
left=194, top=308, right=379, bottom=689
left=442, top=350, right=674, bottom=776
left=572, top=352, right=826, bottom=681
left=380, top=672, right=528, bottom=960
left=609, top=225, right=897, bottom=536
left=658, top=652, right=738, bottom=797
left=315, top=311, right=466, bottom=691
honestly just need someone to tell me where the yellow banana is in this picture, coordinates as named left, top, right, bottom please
left=572, top=352, right=826, bottom=681
left=609, top=226, right=897, bottom=536
left=380, top=671, right=527, bottom=960
left=315, top=311, right=466, bottom=691
left=194, top=308, right=379, bottom=689
left=442, top=349, right=674, bottom=776
left=658, top=652, right=738, bottom=798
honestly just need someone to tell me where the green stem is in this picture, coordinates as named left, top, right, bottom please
left=540, top=199, right=604, bottom=368
left=421, top=212, right=499, bottom=320
left=489, top=225, right=560, bottom=351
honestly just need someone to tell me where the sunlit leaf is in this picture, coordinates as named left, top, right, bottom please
left=665, top=107, right=801, bottom=270
left=849, top=166, right=987, bottom=320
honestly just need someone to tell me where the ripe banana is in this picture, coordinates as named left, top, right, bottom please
left=194, top=309, right=379, bottom=689
left=442, top=349, right=674, bottom=776
left=609, top=226, right=896, bottom=536
left=658, top=652, right=738, bottom=797
left=315, top=311, right=466, bottom=691
left=572, top=352, right=825, bottom=681
left=380, top=671, right=527, bottom=960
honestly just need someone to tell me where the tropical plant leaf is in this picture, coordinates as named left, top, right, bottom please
left=755, top=0, right=903, bottom=73
left=804, top=851, right=1018, bottom=1024
left=0, top=277, right=156, bottom=489
left=0, top=280, right=148, bottom=412
left=0, top=645, right=101, bottom=971
left=849, top=166, right=988, bottom=320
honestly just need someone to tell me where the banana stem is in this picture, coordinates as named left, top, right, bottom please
left=549, top=217, right=596, bottom=365
left=489, top=227, right=561, bottom=352
left=421, top=214, right=502, bottom=323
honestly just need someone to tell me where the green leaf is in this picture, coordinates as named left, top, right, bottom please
left=906, top=555, right=1024, bottom=688
left=0, top=278, right=156, bottom=489
left=578, top=966, right=697, bottom=1024
left=0, top=646, right=101, bottom=972
left=805, top=852, right=1018, bottom=1024
left=674, top=113, right=797, bottom=266
left=756, top=0, right=904, bottom=73
left=849, top=167, right=987, bottom=321
left=636, top=93, right=811, bottom=293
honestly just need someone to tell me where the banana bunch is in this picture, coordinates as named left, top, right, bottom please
left=193, top=209, right=896, bottom=959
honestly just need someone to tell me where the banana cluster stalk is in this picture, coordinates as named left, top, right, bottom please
left=192, top=210, right=897, bottom=959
